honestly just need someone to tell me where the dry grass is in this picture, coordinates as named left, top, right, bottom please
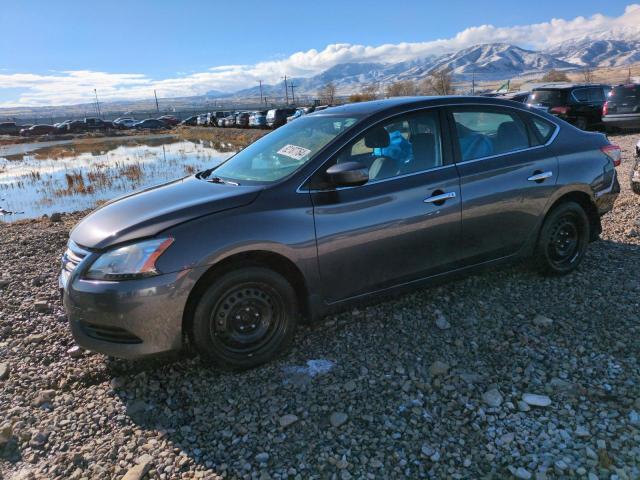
left=175, top=126, right=267, bottom=150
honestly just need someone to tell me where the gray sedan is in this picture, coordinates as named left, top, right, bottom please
left=60, top=96, right=620, bottom=369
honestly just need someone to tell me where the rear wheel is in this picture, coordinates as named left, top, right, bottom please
left=190, top=267, right=298, bottom=369
left=534, top=202, right=590, bottom=276
left=575, top=116, right=589, bottom=131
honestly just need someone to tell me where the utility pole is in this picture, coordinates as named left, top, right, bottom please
left=289, top=83, right=297, bottom=104
left=93, top=89, right=101, bottom=118
left=282, top=75, right=289, bottom=104
left=154, top=90, right=160, bottom=113
left=628, top=67, right=632, bottom=84
left=258, top=80, right=264, bottom=104
left=471, top=71, right=475, bottom=95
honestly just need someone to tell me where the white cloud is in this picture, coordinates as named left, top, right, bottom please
left=1, top=4, right=640, bottom=107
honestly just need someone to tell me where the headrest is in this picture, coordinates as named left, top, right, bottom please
left=364, top=127, right=390, bottom=148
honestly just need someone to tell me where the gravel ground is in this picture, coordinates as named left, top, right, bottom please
left=1, top=133, right=639, bottom=480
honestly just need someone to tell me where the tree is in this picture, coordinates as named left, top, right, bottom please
left=385, top=80, right=417, bottom=97
left=542, top=69, right=570, bottom=82
left=419, top=67, right=455, bottom=95
left=582, top=67, right=594, bottom=84
left=318, top=82, right=337, bottom=104
left=348, top=83, right=379, bottom=102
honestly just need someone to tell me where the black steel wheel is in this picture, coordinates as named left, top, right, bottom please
left=535, top=201, right=590, bottom=275
left=191, top=267, right=298, bottom=369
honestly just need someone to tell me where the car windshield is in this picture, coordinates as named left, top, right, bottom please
left=210, top=115, right=359, bottom=183
left=528, top=90, right=565, bottom=106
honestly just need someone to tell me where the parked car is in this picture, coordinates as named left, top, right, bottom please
left=266, top=107, right=297, bottom=128
left=158, top=115, right=179, bottom=127
left=632, top=139, right=640, bottom=195
left=66, top=120, right=87, bottom=133
left=132, top=119, right=166, bottom=130
left=83, top=117, right=112, bottom=131
left=222, top=114, right=236, bottom=128
left=181, top=116, right=199, bottom=126
left=54, top=120, right=73, bottom=133
left=209, top=112, right=229, bottom=127
left=602, top=84, right=640, bottom=131
left=248, top=111, right=268, bottom=128
left=286, top=107, right=312, bottom=123
left=20, top=124, right=56, bottom=136
left=527, top=84, right=611, bottom=130
left=196, top=114, right=209, bottom=126
left=113, top=117, right=137, bottom=129
left=235, top=112, right=250, bottom=128
left=60, top=96, right=620, bottom=369
left=0, top=122, right=24, bottom=135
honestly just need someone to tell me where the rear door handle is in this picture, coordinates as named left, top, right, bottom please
left=424, top=191, right=456, bottom=204
left=527, top=171, right=553, bottom=182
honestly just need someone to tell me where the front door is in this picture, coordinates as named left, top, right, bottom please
left=310, top=109, right=462, bottom=302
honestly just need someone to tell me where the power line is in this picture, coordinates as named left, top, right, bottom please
left=289, top=83, right=297, bottom=104
left=282, top=75, right=289, bottom=104
left=258, top=80, right=264, bottom=104
left=93, top=89, right=101, bottom=118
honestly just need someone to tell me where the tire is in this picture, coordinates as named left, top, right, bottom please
left=534, top=201, right=590, bottom=276
left=575, top=117, right=589, bottom=131
left=190, top=267, right=298, bottom=369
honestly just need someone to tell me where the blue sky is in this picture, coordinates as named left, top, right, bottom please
left=0, top=1, right=638, bottom=106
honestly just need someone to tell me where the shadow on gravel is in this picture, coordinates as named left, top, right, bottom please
left=106, top=237, right=640, bottom=477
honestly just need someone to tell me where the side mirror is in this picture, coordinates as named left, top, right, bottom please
left=326, top=161, right=369, bottom=187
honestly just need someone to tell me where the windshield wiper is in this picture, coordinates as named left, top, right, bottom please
left=197, top=168, right=240, bottom=185
left=207, top=176, right=240, bottom=186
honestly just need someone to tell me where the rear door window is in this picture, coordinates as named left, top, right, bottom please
left=528, top=90, right=565, bottom=106
left=572, top=88, right=589, bottom=102
left=610, top=85, right=640, bottom=101
left=451, top=108, right=531, bottom=161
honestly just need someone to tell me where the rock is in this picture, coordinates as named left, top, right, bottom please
left=0, top=278, right=10, bottom=290
left=434, top=311, right=450, bottom=330
left=428, top=361, right=449, bottom=376
left=482, top=388, right=503, bottom=407
left=421, top=444, right=435, bottom=457
left=517, top=400, right=531, bottom=412
left=533, top=314, right=553, bottom=327
left=28, top=431, right=48, bottom=448
left=585, top=446, right=598, bottom=460
left=329, top=412, right=348, bottom=428
left=49, top=212, right=62, bottom=222
left=122, top=454, right=153, bottom=480
left=279, top=414, right=299, bottom=428
left=515, top=467, right=532, bottom=479
left=522, top=393, right=552, bottom=407
left=34, top=301, right=51, bottom=313
left=548, top=377, right=573, bottom=391
left=629, top=410, right=639, bottom=425
left=575, top=425, right=591, bottom=438
left=67, top=346, right=83, bottom=358
left=27, top=333, right=45, bottom=344
left=588, top=473, right=598, bottom=480
left=0, top=422, right=12, bottom=447
left=32, top=389, right=56, bottom=406
left=0, top=362, right=9, bottom=380
left=255, top=452, right=269, bottom=464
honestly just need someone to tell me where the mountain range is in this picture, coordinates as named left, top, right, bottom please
left=211, top=33, right=640, bottom=99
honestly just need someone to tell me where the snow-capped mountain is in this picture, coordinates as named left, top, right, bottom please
left=546, top=39, right=640, bottom=67
left=214, top=33, right=640, bottom=99
left=429, top=43, right=575, bottom=76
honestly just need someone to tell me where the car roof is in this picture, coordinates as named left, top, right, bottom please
left=308, top=96, right=536, bottom=117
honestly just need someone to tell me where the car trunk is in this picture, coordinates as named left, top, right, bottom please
left=606, top=85, right=640, bottom=114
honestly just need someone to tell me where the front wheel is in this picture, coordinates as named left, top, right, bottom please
left=534, top=202, right=590, bottom=276
left=190, top=267, right=298, bottom=369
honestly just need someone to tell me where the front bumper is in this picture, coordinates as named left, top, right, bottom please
left=62, top=266, right=202, bottom=359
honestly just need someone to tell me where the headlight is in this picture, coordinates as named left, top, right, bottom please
left=84, top=238, right=174, bottom=280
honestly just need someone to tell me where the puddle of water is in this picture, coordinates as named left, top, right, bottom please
left=0, top=136, right=234, bottom=222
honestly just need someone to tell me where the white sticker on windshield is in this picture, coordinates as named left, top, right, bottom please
left=277, top=144, right=311, bottom=161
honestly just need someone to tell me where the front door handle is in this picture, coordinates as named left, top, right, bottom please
left=527, top=171, right=553, bottom=183
left=424, top=191, right=456, bottom=204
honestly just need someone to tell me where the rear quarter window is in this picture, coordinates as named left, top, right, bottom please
left=530, top=116, right=556, bottom=144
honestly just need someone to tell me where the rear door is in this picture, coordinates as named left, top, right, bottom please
left=448, top=106, right=559, bottom=264
left=310, top=108, right=462, bottom=302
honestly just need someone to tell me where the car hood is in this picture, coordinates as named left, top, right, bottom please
left=71, top=175, right=262, bottom=250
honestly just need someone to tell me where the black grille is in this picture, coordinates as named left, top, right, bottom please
left=62, top=240, right=89, bottom=274
left=80, top=322, right=142, bottom=344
